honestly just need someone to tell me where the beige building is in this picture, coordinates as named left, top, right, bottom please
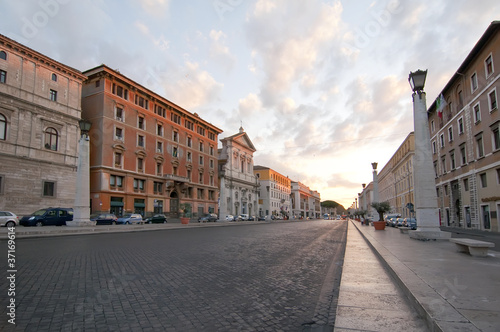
left=218, top=127, right=259, bottom=219
left=290, top=181, right=320, bottom=219
left=428, top=21, right=500, bottom=232
left=0, top=34, right=87, bottom=215
left=254, top=166, right=292, bottom=218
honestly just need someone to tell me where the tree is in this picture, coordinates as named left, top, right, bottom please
left=321, top=200, right=339, bottom=209
left=371, top=201, right=392, bottom=221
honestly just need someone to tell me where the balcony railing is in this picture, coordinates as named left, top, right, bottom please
left=164, top=174, right=189, bottom=183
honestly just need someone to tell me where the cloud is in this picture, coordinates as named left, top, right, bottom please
left=208, top=30, right=236, bottom=72
left=137, top=0, right=170, bottom=17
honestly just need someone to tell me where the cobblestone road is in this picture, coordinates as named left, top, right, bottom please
left=1, top=220, right=347, bottom=331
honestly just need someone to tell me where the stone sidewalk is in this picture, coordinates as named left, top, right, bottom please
left=336, top=220, right=500, bottom=332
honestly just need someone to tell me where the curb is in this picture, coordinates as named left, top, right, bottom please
left=351, top=221, right=479, bottom=332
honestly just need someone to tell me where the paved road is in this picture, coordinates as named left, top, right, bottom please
left=1, top=219, right=347, bottom=331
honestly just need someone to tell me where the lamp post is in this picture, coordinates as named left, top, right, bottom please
left=408, top=70, right=450, bottom=240
left=68, top=119, right=94, bottom=226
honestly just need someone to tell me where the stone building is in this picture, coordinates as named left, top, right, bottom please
left=428, top=21, right=500, bottom=232
left=290, top=181, right=320, bottom=219
left=82, top=65, right=222, bottom=218
left=217, top=127, right=259, bottom=219
left=0, top=34, right=87, bottom=215
left=254, top=166, right=292, bottom=218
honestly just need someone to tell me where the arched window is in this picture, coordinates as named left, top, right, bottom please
left=44, top=127, right=58, bottom=151
left=51, top=73, right=57, bottom=81
left=0, top=51, right=6, bottom=60
left=0, top=114, right=6, bottom=140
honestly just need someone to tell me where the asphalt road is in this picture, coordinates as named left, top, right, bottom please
left=1, top=219, right=347, bottom=331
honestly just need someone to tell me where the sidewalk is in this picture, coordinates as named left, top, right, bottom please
left=339, top=220, right=500, bottom=332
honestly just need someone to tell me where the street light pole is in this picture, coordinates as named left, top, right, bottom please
left=408, top=70, right=450, bottom=240
left=68, top=119, right=94, bottom=227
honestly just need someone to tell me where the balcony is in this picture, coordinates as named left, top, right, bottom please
left=164, top=174, right=189, bottom=183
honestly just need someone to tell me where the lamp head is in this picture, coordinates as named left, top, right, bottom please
left=79, top=119, right=92, bottom=136
left=371, top=162, right=378, bottom=170
left=408, top=69, right=427, bottom=92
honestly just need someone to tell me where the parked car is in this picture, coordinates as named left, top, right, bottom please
left=237, top=214, right=249, bottom=221
left=116, top=213, right=143, bottom=225
left=146, top=214, right=168, bottom=224
left=0, top=211, right=19, bottom=227
left=91, top=213, right=118, bottom=225
left=403, top=218, right=417, bottom=230
left=258, top=216, right=266, bottom=221
left=396, top=218, right=405, bottom=227
left=20, top=207, right=73, bottom=226
left=225, top=215, right=235, bottom=221
left=198, top=213, right=218, bottom=222
left=389, top=218, right=398, bottom=227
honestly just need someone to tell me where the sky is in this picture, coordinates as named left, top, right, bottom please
left=1, top=0, right=499, bottom=208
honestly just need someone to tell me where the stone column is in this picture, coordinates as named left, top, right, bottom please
left=409, top=91, right=450, bottom=240
left=68, top=135, right=94, bottom=226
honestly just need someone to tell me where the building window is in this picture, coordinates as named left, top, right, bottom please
left=210, top=175, right=214, bottom=186
left=135, top=95, right=149, bottom=109
left=116, top=106, right=124, bottom=121
left=44, top=127, right=58, bottom=151
left=95, top=80, right=100, bottom=88
left=185, top=119, right=194, bottom=131
left=172, top=147, right=178, bottom=158
left=431, top=120, right=435, bottom=133
left=492, top=126, right=500, bottom=151
left=137, top=158, right=144, bottom=172
left=172, top=166, right=178, bottom=175
left=199, top=172, right=204, bottom=184
left=0, top=70, right=6, bottom=84
left=208, top=132, right=216, bottom=141
left=473, top=103, right=481, bottom=123
left=133, top=178, right=145, bottom=191
left=49, top=89, right=57, bottom=102
left=156, top=163, right=162, bottom=176
left=485, top=54, right=494, bottom=78
left=155, top=105, right=166, bottom=117
left=157, top=123, right=163, bottom=136
left=0, top=50, right=6, bottom=60
left=199, top=141, right=204, bottom=152
left=458, top=117, right=464, bottom=135
left=110, top=175, right=124, bottom=188
left=187, top=169, right=191, bottom=181
left=0, top=114, right=6, bottom=140
left=488, top=89, right=497, bottom=112
left=471, top=72, right=478, bottom=92
left=115, top=127, right=123, bottom=141
left=463, top=178, right=469, bottom=191
left=439, top=134, right=445, bottom=148
left=157, top=141, right=163, bottom=153
left=173, top=131, right=179, bottom=142
left=112, top=83, right=128, bottom=100
left=450, top=151, right=455, bottom=170
left=432, top=141, right=437, bottom=154
left=187, top=152, right=192, bottom=162
left=441, top=156, right=446, bottom=173
left=444, top=185, right=448, bottom=196
left=448, top=126, right=453, bottom=142
left=154, top=182, right=163, bottom=194
left=199, top=155, right=203, bottom=165
left=43, top=181, right=56, bottom=197
left=51, top=73, right=57, bottom=82
left=497, top=168, right=500, bottom=184
left=114, top=152, right=122, bottom=168
left=137, top=135, right=145, bottom=148
left=476, top=135, right=484, bottom=158
left=0, top=175, right=4, bottom=195
left=460, top=144, right=467, bottom=165
left=138, top=116, right=145, bottom=130
left=209, top=146, right=214, bottom=156
left=187, top=136, right=192, bottom=147
left=480, top=173, right=487, bottom=188
left=209, top=159, right=214, bottom=168
left=197, top=126, right=205, bottom=136
left=171, top=113, right=181, bottom=125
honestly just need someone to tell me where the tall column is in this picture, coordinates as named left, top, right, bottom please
left=68, top=134, right=94, bottom=226
left=410, top=90, right=450, bottom=239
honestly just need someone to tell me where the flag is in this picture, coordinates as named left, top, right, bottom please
left=436, top=93, right=445, bottom=119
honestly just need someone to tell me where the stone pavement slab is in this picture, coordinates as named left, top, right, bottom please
left=351, top=220, right=500, bottom=332
left=334, top=221, right=427, bottom=331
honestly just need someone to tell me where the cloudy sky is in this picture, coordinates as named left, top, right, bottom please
left=1, top=0, right=499, bottom=208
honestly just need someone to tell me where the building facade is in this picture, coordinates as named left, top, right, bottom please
left=82, top=65, right=222, bottom=219
left=290, top=181, right=320, bottom=219
left=254, top=166, right=291, bottom=218
left=0, top=34, right=87, bottom=215
left=428, top=21, right=500, bottom=232
left=218, top=127, right=259, bottom=219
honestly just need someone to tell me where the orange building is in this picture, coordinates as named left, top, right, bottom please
left=82, top=65, right=222, bottom=219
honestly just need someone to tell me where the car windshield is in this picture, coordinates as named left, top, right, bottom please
left=122, top=214, right=132, bottom=218
left=32, top=209, right=47, bottom=216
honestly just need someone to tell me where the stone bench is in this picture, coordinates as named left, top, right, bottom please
left=399, top=227, right=410, bottom=234
left=449, top=238, right=495, bottom=257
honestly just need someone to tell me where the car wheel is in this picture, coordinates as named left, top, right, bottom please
left=6, top=221, right=16, bottom=228
left=163, top=220, right=167, bottom=223
left=112, top=221, right=116, bottom=225
left=35, top=221, right=43, bottom=227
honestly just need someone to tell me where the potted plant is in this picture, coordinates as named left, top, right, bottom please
left=357, top=209, right=368, bottom=224
left=180, top=203, right=190, bottom=224
left=370, top=201, right=391, bottom=230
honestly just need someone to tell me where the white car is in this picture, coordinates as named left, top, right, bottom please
left=225, top=215, right=235, bottom=221
left=0, top=211, right=19, bottom=227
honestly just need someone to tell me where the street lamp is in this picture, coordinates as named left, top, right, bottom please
left=408, top=69, right=450, bottom=240
left=68, top=118, right=94, bottom=226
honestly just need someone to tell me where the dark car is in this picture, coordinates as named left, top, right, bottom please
left=198, top=213, right=218, bottom=222
left=20, top=208, right=73, bottom=226
left=146, top=214, right=168, bottom=224
left=403, top=218, right=417, bottom=230
left=91, top=213, right=118, bottom=225
left=396, top=218, right=405, bottom=227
